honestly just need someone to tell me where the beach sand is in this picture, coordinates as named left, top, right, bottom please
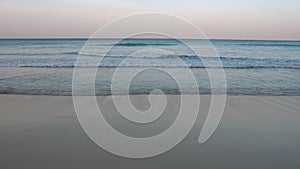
left=0, top=94, right=299, bottom=169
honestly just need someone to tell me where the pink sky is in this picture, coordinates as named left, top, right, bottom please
left=0, top=0, right=299, bottom=40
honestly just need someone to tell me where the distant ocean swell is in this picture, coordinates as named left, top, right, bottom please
left=81, top=42, right=300, bottom=47
left=0, top=55, right=299, bottom=69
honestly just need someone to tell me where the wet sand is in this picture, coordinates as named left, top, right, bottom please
left=0, top=94, right=300, bottom=169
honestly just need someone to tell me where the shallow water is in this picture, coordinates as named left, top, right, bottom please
left=0, top=39, right=299, bottom=95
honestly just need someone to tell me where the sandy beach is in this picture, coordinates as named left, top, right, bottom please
left=1, top=1, right=300, bottom=168
left=0, top=94, right=299, bottom=169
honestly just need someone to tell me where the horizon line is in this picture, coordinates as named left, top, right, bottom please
left=0, top=37, right=300, bottom=42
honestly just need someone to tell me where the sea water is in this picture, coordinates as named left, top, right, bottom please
left=0, top=39, right=299, bottom=95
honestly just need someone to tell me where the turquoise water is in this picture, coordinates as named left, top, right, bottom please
left=0, top=39, right=299, bottom=95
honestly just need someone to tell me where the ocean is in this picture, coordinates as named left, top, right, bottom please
left=0, top=38, right=299, bottom=95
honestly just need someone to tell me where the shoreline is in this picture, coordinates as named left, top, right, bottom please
left=1, top=67, right=299, bottom=96
left=1, top=92, right=300, bottom=96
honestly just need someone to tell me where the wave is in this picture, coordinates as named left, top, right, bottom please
left=218, top=56, right=300, bottom=63
left=0, top=52, right=79, bottom=56
left=3, top=65, right=299, bottom=69
left=107, top=43, right=176, bottom=47
left=79, top=53, right=182, bottom=58
left=233, top=43, right=300, bottom=47
left=1, top=55, right=299, bottom=69
left=81, top=54, right=300, bottom=62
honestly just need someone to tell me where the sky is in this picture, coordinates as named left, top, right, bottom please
left=0, top=0, right=300, bottom=40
